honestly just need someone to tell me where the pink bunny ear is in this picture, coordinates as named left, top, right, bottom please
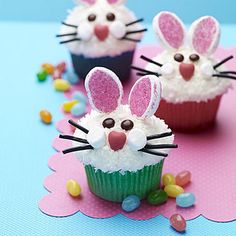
left=106, top=0, right=126, bottom=5
left=129, top=75, right=162, bottom=118
left=153, top=11, right=185, bottom=50
left=85, top=67, right=123, bottom=113
left=76, top=0, right=96, bottom=5
left=189, top=16, right=220, bottom=55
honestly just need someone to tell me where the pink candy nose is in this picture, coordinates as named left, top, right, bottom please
left=179, top=63, right=195, bottom=81
left=94, top=24, right=109, bottom=41
left=108, top=131, right=126, bottom=151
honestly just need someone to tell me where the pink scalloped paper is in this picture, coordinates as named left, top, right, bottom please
left=39, top=45, right=236, bottom=221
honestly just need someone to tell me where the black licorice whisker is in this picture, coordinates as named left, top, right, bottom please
left=62, top=145, right=93, bottom=155
left=136, top=72, right=148, bottom=77
left=140, top=55, right=163, bottom=67
left=212, top=74, right=236, bottom=80
left=131, top=65, right=160, bottom=76
left=62, top=22, right=78, bottom=28
left=59, top=134, right=88, bottom=144
left=125, top=29, right=147, bottom=35
left=213, top=55, right=234, bottom=69
left=144, top=144, right=178, bottom=150
left=121, top=37, right=141, bottom=43
left=147, top=132, right=173, bottom=141
left=219, top=71, right=236, bottom=75
left=139, top=149, right=168, bottom=157
left=126, top=18, right=144, bottom=27
left=60, top=38, right=81, bottom=44
left=68, top=120, right=89, bottom=134
left=56, top=33, right=77, bottom=37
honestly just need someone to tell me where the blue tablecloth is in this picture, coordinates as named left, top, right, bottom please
left=0, top=22, right=236, bottom=236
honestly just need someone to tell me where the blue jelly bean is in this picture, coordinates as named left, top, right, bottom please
left=72, top=91, right=87, bottom=104
left=66, top=72, right=80, bottom=85
left=71, top=103, right=86, bottom=117
left=176, top=192, right=195, bottom=208
left=122, top=195, right=140, bottom=212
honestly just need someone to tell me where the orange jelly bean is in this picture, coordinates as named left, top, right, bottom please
left=42, top=63, right=55, bottom=75
left=40, top=110, right=52, bottom=124
left=176, top=170, right=191, bottom=187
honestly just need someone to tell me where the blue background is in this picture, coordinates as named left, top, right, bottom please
left=0, top=0, right=236, bottom=23
left=0, top=0, right=236, bottom=235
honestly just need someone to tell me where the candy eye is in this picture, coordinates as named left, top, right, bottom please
left=102, top=118, right=115, bottom=129
left=88, top=14, right=96, bottom=22
left=189, top=54, right=200, bottom=62
left=174, top=53, right=184, bottom=62
left=121, top=120, right=134, bottom=131
left=106, top=12, right=116, bottom=21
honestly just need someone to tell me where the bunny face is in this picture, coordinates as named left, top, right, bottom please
left=59, top=0, right=145, bottom=58
left=132, top=12, right=232, bottom=103
left=61, top=67, right=176, bottom=173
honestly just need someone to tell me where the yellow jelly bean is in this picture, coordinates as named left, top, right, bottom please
left=63, top=100, right=79, bottom=113
left=42, top=63, right=55, bottom=75
left=164, top=185, right=184, bottom=198
left=40, top=110, right=52, bottom=124
left=53, top=79, right=70, bottom=92
left=162, top=173, right=176, bottom=186
left=66, top=179, right=81, bottom=197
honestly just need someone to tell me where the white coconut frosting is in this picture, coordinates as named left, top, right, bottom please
left=72, top=105, right=174, bottom=173
left=60, top=2, right=143, bottom=58
left=146, top=49, right=232, bottom=103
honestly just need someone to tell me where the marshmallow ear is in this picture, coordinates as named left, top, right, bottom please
left=153, top=11, right=185, bottom=50
left=129, top=75, right=162, bottom=118
left=189, top=16, right=221, bottom=56
left=75, top=0, right=96, bottom=6
left=106, top=0, right=126, bottom=5
left=85, top=67, right=123, bottom=113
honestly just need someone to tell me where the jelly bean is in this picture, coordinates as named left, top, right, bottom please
left=66, top=179, right=81, bottom=197
left=67, top=72, right=80, bottom=85
left=122, top=195, right=140, bottom=212
left=40, top=110, right=52, bottom=124
left=147, top=189, right=168, bottom=205
left=72, top=91, right=87, bottom=104
left=63, top=100, right=79, bottom=113
left=42, top=63, right=54, bottom=75
left=176, top=193, right=195, bottom=208
left=53, top=70, right=62, bottom=80
left=56, top=62, right=67, bottom=73
left=164, top=185, right=184, bottom=198
left=37, top=70, right=48, bottom=82
left=71, top=103, right=86, bottom=117
left=170, top=214, right=186, bottom=232
left=162, top=173, right=175, bottom=186
left=176, top=170, right=191, bottom=187
left=53, top=79, right=70, bottom=92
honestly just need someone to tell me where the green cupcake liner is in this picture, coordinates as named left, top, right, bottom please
left=84, top=160, right=164, bottom=202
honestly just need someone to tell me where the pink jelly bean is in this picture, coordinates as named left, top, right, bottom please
left=56, top=62, right=67, bottom=73
left=170, top=214, right=186, bottom=232
left=176, top=170, right=191, bottom=187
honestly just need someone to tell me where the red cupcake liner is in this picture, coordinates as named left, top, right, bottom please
left=156, top=96, right=222, bottom=132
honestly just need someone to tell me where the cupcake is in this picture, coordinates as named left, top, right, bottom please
left=58, top=0, right=146, bottom=81
left=60, top=67, right=177, bottom=202
left=132, top=12, right=235, bottom=132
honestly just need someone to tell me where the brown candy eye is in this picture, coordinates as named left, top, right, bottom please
left=121, top=120, right=134, bottom=131
left=174, top=53, right=184, bottom=62
left=106, top=12, right=116, bottom=21
left=88, top=14, right=96, bottom=22
left=102, top=118, right=115, bottom=129
left=189, top=54, right=200, bottom=62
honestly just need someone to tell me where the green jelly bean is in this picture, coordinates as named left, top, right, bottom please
left=37, top=70, right=48, bottom=82
left=147, top=189, right=168, bottom=205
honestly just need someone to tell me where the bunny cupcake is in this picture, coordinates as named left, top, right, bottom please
left=60, top=67, right=177, bottom=202
left=132, top=12, right=236, bottom=132
left=57, top=0, right=146, bottom=80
